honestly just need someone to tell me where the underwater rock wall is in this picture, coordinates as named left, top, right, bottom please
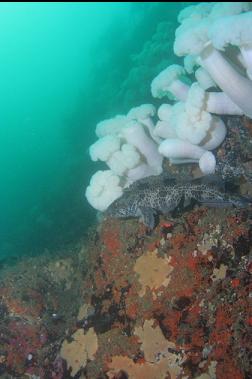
left=0, top=2, right=252, bottom=378
left=1, top=114, right=252, bottom=378
left=0, top=189, right=251, bottom=378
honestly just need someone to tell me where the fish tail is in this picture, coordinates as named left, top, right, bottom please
left=198, top=194, right=252, bottom=208
left=231, top=195, right=252, bottom=208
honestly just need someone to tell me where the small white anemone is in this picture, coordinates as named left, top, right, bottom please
left=209, top=2, right=251, bottom=20
left=107, top=144, right=141, bottom=176
left=184, top=54, right=199, bottom=74
left=195, top=67, right=216, bottom=90
left=158, top=138, right=216, bottom=175
left=175, top=100, right=212, bottom=146
left=89, top=135, right=121, bottom=162
left=127, top=163, right=162, bottom=184
left=154, top=120, right=177, bottom=140
left=120, top=121, right=163, bottom=174
left=127, top=104, right=160, bottom=143
left=157, top=104, right=173, bottom=121
left=154, top=104, right=176, bottom=140
left=95, top=115, right=129, bottom=138
left=199, top=151, right=216, bottom=174
left=174, top=6, right=252, bottom=118
left=127, top=104, right=155, bottom=120
left=200, top=116, right=227, bottom=151
left=158, top=138, right=207, bottom=161
left=178, top=3, right=214, bottom=24
left=85, top=170, right=123, bottom=212
left=209, top=11, right=252, bottom=79
left=175, top=84, right=233, bottom=149
left=151, top=64, right=190, bottom=101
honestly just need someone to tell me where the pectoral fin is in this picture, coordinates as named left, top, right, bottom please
left=183, top=196, right=191, bottom=208
left=192, top=175, right=225, bottom=191
left=137, top=206, right=157, bottom=229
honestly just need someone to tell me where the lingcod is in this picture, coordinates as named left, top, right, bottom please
left=105, top=174, right=251, bottom=229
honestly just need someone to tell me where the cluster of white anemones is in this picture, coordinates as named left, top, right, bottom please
left=86, top=2, right=252, bottom=212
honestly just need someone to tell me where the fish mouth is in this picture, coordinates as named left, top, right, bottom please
left=104, top=209, right=120, bottom=218
left=105, top=208, right=129, bottom=219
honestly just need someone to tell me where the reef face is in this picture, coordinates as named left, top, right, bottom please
left=0, top=116, right=251, bottom=378
left=0, top=198, right=251, bottom=378
left=70, top=206, right=252, bottom=379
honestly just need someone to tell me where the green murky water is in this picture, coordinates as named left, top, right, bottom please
left=0, top=2, right=186, bottom=259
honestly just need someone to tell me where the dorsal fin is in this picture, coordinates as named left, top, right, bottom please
left=124, top=172, right=177, bottom=192
left=183, top=174, right=225, bottom=190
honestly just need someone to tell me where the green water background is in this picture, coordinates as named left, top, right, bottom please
left=0, top=2, right=189, bottom=260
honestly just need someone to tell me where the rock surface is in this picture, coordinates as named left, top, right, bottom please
left=0, top=116, right=251, bottom=378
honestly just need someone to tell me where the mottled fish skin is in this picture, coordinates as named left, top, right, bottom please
left=105, top=175, right=251, bottom=229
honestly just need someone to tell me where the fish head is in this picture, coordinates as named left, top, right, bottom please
left=105, top=197, right=131, bottom=219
